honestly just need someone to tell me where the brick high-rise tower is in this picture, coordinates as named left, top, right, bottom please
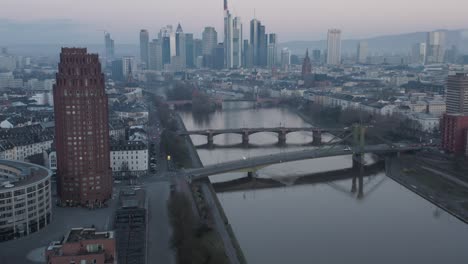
left=53, top=48, right=112, bottom=207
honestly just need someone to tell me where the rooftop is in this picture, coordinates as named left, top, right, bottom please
left=65, top=228, right=114, bottom=243
left=0, top=159, right=51, bottom=191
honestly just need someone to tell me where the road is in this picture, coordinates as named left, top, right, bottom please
left=142, top=94, right=175, bottom=264
left=187, top=144, right=421, bottom=180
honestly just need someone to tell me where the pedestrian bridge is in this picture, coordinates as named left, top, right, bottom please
left=184, top=144, right=421, bottom=180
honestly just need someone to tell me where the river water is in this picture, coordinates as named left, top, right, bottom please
left=178, top=103, right=468, bottom=264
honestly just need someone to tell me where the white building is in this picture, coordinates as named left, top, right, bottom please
left=281, top=48, right=291, bottom=71
left=327, top=29, right=342, bottom=65
left=0, top=160, right=52, bottom=242
left=110, top=141, right=148, bottom=178
left=426, top=31, right=446, bottom=64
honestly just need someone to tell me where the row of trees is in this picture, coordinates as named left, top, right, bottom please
left=302, top=101, right=427, bottom=142
left=168, top=193, right=228, bottom=264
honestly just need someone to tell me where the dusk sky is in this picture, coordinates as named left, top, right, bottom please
left=1, top=0, right=468, bottom=44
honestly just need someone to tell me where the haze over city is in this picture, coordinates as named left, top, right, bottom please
left=1, top=0, right=468, bottom=43
left=1, top=0, right=468, bottom=264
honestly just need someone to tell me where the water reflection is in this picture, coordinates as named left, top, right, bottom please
left=179, top=106, right=468, bottom=264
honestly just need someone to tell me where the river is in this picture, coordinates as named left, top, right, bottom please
left=178, top=103, right=468, bottom=264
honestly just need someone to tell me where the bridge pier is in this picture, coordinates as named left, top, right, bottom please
left=278, top=131, right=286, bottom=145
left=247, top=171, right=257, bottom=178
left=207, top=133, right=214, bottom=148
left=312, top=130, right=322, bottom=146
left=242, top=132, right=249, bottom=145
left=352, top=153, right=363, bottom=171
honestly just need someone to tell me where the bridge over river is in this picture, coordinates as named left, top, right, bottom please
left=183, top=144, right=421, bottom=181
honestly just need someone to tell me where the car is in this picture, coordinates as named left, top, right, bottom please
left=343, top=146, right=352, bottom=151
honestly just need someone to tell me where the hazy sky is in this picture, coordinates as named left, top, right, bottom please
left=1, top=0, right=468, bottom=43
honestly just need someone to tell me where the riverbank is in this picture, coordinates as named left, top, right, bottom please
left=174, top=114, right=247, bottom=264
left=387, top=155, right=468, bottom=224
left=293, top=105, right=468, bottom=224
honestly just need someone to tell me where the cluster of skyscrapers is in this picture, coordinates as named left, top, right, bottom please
left=127, top=0, right=279, bottom=71
left=412, top=30, right=450, bottom=65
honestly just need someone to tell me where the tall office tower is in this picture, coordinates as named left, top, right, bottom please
left=175, top=23, right=186, bottom=69
left=232, top=17, right=243, bottom=68
left=267, top=34, right=277, bottom=68
left=426, top=30, right=446, bottom=64
left=193, top=38, right=203, bottom=63
left=446, top=72, right=468, bottom=114
left=411, top=43, right=426, bottom=64
left=243, top=40, right=252, bottom=68
left=302, top=49, right=312, bottom=78
left=250, top=19, right=260, bottom=66
left=139, top=29, right=149, bottom=68
left=356, top=41, right=368, bottom=64
left=185, top=33, right=195, bottom=68
left=258, top=25, right=268, bottom=66
left=104, top=33, right=115, bottom=61
left=111, top=59, right=124, bottom=81
left=224, top=0, right=233, bottom=68
left=202, top=27, right=218, bottom=67
left=326, top=29, right=342, bottom=65
left=159, top=26, right=175, bottom=66
left=281, top=48, right=291, bottom=71
left=312, top=49, right=321, bottom=63
left=446, top=45, right=458, bottom=64
left=122, top=56, right=136, bottom=80
left=148, top=39, right=163, bottom=70
left=214, top=43, right=225, bottom=69
left=53, top=48, right=112, bottom=207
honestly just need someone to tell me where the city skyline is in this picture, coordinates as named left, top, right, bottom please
left=1, top=0, right=468, bottom=44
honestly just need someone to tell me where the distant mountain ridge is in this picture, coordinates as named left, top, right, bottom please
left=279, top=29, right=468, bottom=55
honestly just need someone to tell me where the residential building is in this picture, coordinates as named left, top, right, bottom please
left=45, top=228, right=116, bottom=264
left=110, top=141, right=148, bottom=178
left=0, top=160, right=52, bottom=242
left=53, top=48, right=112, bottom=207
left=327, top=29, right=342, bottom=65
left=446, top=72, right=468, bottom=114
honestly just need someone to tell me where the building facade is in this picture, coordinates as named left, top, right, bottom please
left=53, top=48, right=112, bottom=207
left=446, top=72, right=468, bottom=115
left=0, top=160, right=52, bottom=242
left=139, top=29, right=149, bottom=68
left=327, top=29, right=342, bottom=65
left=426, top=31, right=445, bottom=64
left=441, top=114, right=468, bottom=155
left=357, top=41, right=368, bottom=64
